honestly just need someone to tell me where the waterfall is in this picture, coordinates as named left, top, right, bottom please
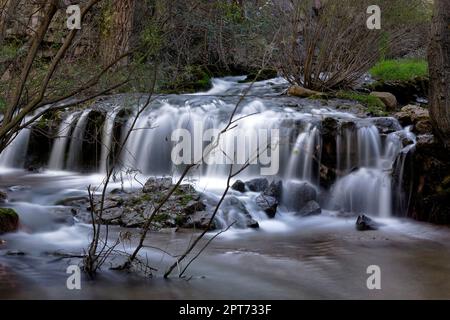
left=66, top=110, right=90, bottom=170
left=327, top=124, right=406, bottom=217
left=0, top=128, right=31, bottom=168
left=99, top=110, right=118, bottom=173
left=48, top=112, right=79, bottom=170
left=2, top=77, right=417, bottom=220
left=285, top=124, right=320, bottom=183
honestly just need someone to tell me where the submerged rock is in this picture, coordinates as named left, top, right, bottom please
left=0, top=208, right=19, bottom=234
left=355, top=215, right=380, bottom=231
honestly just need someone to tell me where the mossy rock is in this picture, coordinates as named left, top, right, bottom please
left=0, top=208, right=19, bottom=234
left=160, top=65, right=212, bottom=94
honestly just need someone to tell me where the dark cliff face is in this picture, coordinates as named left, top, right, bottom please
left=409, top=135, right=450, bottom=224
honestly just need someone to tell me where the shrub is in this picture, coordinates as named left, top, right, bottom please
left=369, top=59, right=428, bottom=81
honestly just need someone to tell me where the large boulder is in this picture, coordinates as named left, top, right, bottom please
left=263, top=180, right=283, bottom=201
left=245, top=178, right=269, bottom=192
left=0, top=208, right=19, bottom=234
left=283, top=180, right=317, bottom=211
left=370, top=92, right=397, bottom=111
left=255, top=194, right=278, bottom=218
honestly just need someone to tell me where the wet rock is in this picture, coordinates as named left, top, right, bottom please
left=287, top=85, right=322, bottom=98
left=182, top=211, right=216, bottom=230
left=394, top=131, right=415, bottom=147
left=255, top=194, right=278, bottom=218
left=0, top=191, right=7, bottom=203
left=245, top=178, right=269, bottom=192
left=221, top=196, right=259, bottom=229
left=8, top=185, right=30, bottom=192
left=6, top=250, right=26, bottom=256
left=0, top=208, right=19, bottom=234
left=231, top=180, right=246, bottom=193
left=371, top=117, right=402, bottom=134
left=184, top=200, right=206, bottom=215
left=370, top=92, right=397, bottom=111
left=355, top=215, right=379, bottom=231
left=414, top=120, right=433, bottom=135
left=283, top=180, right=317, bottom=211
left=142, top=177, right=173, bottom=193
left=296, top=200, right=321, bottom=216
left=263, top=180, right=283, bottom=201
left=121, top=211, right=146, bottom=228
left=394, top=105, right=429, bottom=126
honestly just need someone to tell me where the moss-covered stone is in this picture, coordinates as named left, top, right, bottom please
left=0, top=208, right=19, bottom=234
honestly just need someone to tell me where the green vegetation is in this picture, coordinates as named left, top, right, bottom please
left=369, top=59, right=428, bottom=81
left=0, top=42, right=20, bottom=62
left=0, top=208, right=18, bottom=217
left=336, top=91, right=386, bottom=116
left=0, top=96, right=6, bottom=113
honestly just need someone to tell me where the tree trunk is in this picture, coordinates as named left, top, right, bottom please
left=100, top=0, right=136, bottom=67
left=0, top=0, right=15, bottom=45
left=428, top=0, right=450, bottom=148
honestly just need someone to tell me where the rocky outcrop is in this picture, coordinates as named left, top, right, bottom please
left=65, top=178, right=209, bottom=229
left=394, top=105, right=432, bottom=135
left=0, top=208, right=19, bottom=234
left=404, top=134, right=450, bottom=224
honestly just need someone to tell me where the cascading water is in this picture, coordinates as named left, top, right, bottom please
left=66, top=110, right=90, bottom=170
left=48, top=112, right=79, bottom=170
left=0, top=77, right=416, bottom=221
left=99, top=110, right=118, bottom=173
left=0, top=127, right=31, bottom=168
left=285, top=123, right=320, bottom=183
